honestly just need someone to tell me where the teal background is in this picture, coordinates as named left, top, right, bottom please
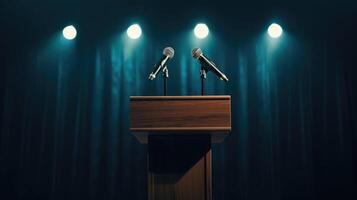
left=1, top=1, right=356, bottom=199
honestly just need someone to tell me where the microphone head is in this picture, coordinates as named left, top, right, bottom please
left=192, top=48, right=202, bottom=59
left=163, top=47, right=175, bottom=58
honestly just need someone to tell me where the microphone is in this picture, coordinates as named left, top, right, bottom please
left=192, top=48, right=229, bottom=82
left=148, top=47, right=175, bottom=80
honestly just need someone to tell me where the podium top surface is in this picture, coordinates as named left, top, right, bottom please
left=130, top=95, right=231, bottom=143
left=130, top=95, right=231, bottom=100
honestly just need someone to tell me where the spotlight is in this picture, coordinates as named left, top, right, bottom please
left=194, top=23, right=209, bottom=39
left=267, top=23, right=283, bottom=38
left=62, top=25, right=77, bottom=40
left=127, top=24, right=142, bottom=39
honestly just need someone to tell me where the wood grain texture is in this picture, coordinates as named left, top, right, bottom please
left=131, top=95, right=231, bottom=100
left=130, top=96, right=231, bottom=143
left=148, top=136, right=212, bottom=200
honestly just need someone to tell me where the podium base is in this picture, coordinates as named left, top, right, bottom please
left=148, top=135, right=212, bottom=200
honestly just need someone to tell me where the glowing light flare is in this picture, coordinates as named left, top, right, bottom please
left=62, top=25, right=77, bottom=40
left=194, top=23, right=209, bottom=39
left=268, top=23, right=283, bottom=38
left=127, top=24, right=142, bottom=39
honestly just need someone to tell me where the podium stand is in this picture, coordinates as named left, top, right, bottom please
left=130, top=96, right=231, bottom=200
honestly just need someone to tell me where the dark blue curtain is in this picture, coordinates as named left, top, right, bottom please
left=1, top=18, right=357, bottom=200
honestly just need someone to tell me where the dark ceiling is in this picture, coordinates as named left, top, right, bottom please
left=1, top=1, right=356, bottom=44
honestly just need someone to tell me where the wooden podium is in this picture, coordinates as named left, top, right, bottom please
left=130, top=96, right=231, bottom=200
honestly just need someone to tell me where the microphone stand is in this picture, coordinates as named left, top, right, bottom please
left=162, top=65, right=169, bottom=96
left=200, top=65, right=207, bottom=96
